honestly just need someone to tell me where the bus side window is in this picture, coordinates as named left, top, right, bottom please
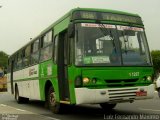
left=54, top=35, right=58, bottom=63
left=31, top=39, right=40, bottom=65
left=23, top=45, right=31, bottom=67
left=17, top=52, right=23, bottom=70
left=40, top=46, right=53, bottom=61
left=42, top=31, right=52, bottom=47
left=40, top=30, right=53, bottom=62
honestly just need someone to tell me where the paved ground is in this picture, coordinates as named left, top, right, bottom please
left=0, top=92, right=160, bottom=120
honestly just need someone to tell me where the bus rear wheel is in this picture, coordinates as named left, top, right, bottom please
left=47, top=86, right=63, bottom=114
left=100, top=103, right=116, bottom=111
left=15, top=86, right=29, bottom=104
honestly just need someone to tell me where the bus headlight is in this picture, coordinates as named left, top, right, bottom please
left=83, top=77, right=90, bottom=84
left=146, top=76, right=152, bottom=82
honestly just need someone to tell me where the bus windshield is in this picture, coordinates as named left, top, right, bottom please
left=75, top=23, right=151, bottom=66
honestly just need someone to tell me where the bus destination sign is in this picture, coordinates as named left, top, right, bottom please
left=72, top=11, right=143, bottom=24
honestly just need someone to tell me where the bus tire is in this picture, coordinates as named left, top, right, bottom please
left=47, top=86, right=63, bottom=114
left=15, top=86, right=23, bottom=103
left=100, top=103, right=116, bottom=111
left=15, top=86, right=29, bottom=104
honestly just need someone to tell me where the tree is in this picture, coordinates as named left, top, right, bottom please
left=0, top=51, right=9, bottom=68
left=151, top=50, right=160, bottom=77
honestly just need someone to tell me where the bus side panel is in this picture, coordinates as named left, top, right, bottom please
left=26, top=64, right=41, bottom=100
left=13, top=70, right=24, bottom=97
left=39, top=60, right=60, bottom=102
left=67, top=67, right=82, bottom=104
left=12, top=65, right=41, bottom=100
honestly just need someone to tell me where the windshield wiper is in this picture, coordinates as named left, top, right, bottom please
left=98, top=24, right=113, bottom=39
left=98, top=24, right=117, bottom=53
left=122, top=31, right=129, bottom=54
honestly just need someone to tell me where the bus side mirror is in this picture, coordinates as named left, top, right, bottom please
left=68, top=23, right=75, bottom=38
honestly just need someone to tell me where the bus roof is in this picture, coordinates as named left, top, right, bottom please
left=41, top=8, right=140, bottom=34
left=71, top=8, right=139, bottom=17
left=10, top=8, right=141, bottom=57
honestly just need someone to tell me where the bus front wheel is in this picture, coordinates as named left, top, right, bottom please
left=100, top=103, right=116, bottom=111
left=47, top=86, right=63, bottom=114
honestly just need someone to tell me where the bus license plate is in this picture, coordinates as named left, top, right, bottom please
left=136, top=91, right=147, bottom=96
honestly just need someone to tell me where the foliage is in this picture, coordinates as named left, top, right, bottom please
left=151, top=50, right=160, bottom=76
left=0, top=51, right=9, bottom=68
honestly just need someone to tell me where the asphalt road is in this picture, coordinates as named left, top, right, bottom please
left=0, top=92, right=160, bottom=120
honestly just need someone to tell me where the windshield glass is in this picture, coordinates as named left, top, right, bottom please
left=117, top=25, right=151, bottom=65
left=75, top=23, right=151, bottom=66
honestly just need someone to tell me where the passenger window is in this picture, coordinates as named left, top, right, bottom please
left=25, top=45, right=31, bottom=57
left=31, top=52, right=39, bottom=64
left=23, top=45, right=31, bottom=67
left=41, top=31, right=52, bottom=48
left=17, top=52, right=23, bottom=69
left=40, top=45, right=53, bottom=61
left=54, top=36, right=58, bottom=63
left=40, top=30, right=53, bottom=62
left=32, top=39, right=39, bottom=53
left=31, top=39, right=40, bottom=65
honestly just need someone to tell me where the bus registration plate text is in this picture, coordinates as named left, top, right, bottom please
left=136, top=91, right=147, bottom=96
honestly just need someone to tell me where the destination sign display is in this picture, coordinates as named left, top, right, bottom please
left=80, top=11, right=97, bottom=19
left=72, top=11, right=143, bottom=24
left=81, top=23, right=116, bottom=28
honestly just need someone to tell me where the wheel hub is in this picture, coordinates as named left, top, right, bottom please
left=50, top=92, right=56, bottom=106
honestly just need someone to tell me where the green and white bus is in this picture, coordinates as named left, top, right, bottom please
left=7, top=8, right=154, bottom=113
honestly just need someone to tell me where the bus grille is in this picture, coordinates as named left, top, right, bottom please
left=105, top=79, right=138, bottom=87
left=108, top=88, right=138, bottom=102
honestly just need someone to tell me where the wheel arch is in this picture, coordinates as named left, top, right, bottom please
left=45, top=80, right=52, bottom=101
left=41, top=79, right=59, bottom=101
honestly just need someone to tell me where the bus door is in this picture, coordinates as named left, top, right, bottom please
left=57, top=30, right=70, bottom=101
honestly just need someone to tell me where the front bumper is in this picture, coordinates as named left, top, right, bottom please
left=75, top=84, right=154, bottom=104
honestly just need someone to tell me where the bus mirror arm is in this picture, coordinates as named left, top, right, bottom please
left=68, top=22, right=75, bottom=38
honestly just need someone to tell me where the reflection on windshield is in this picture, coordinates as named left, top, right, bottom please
left=117, top=25, right=150, bottom=65
left=75, top=23, right=151, bottom=66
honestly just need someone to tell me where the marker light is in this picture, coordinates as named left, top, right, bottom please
left=146, top=76, right=152, bottom=82
left=92, top=78, right=97, bottom=84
